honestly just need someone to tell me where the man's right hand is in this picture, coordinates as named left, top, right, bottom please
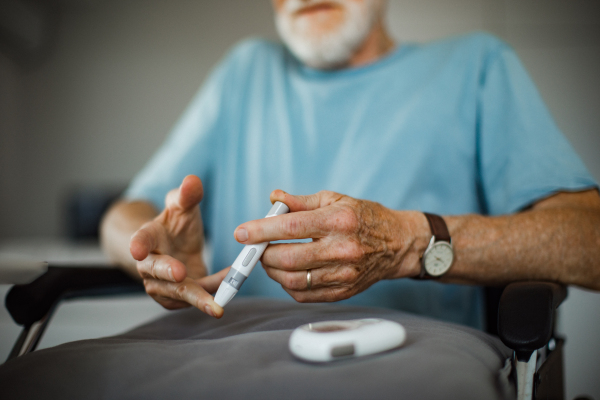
left=129, top=175, right=225, bottom=318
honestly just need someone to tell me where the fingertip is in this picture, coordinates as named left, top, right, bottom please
left=234, top=227, right=248, bottom=243
left=180, top=175, right=204, bottom=209
left=212, top=303, right=224, bottom=319
left=270, top=189, right=308, bottom=212
left=129, top=239, right=148, bottom=261
left=270, top=189, right=287, bottom=204
left=203, top=303, right=223, bottom=319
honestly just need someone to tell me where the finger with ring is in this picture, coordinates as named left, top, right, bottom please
left=263, top=265, right=343, bottom=291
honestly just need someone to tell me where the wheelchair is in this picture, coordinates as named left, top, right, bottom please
left=2, top=262, right=568, bottom=400
left=0, top=188, right=580, bottom=400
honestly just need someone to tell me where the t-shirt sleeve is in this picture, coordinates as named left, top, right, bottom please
left=477, top=41, right=597, bottom=215
left=123, top=60, right=229, bottom=212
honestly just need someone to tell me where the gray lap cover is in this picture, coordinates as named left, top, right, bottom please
left=0, top=298, right=514, bottom=400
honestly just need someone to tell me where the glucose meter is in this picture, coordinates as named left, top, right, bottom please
left=289, top=318, right=406, bottom=362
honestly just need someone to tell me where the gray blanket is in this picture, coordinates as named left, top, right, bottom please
left=0, top=298, right=514, bottom=399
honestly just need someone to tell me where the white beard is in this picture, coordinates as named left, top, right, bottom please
left=275, top=0, right=381, bottom=70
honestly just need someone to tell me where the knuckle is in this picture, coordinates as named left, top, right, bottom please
left=337, top=241, right=363, bottom=262
left=262, top=265, right=276, bottom=279
left=192, top=297, right=203, bottom=310
left=282, top=217, right=303, bottom=237
left=136, top=262, right=145, bottom=276
left=348, top=243, right=363, bottom=261
left=321, top=190, right=339, bottom=200
left=328, top=206, right=359, bottom=233
left=293, top=292, right=307, bottom=303
left=138, top=224, right=156, bottom=243
left=281, top=273, right=298, bottom=290
left=175, top=283, right=188, bottom=299
left=144, top=283, right=155, bottom=296
left=280, top=249, right=296, bottom=270
left=325, top=288, right=338, bottom=302
left=339, top=267, right=359, bottom=283
left=340, top=207, right=360, bottom=232
left=158, top=298, right=181, bottom=310
left=149, top=258, right=158, bottom=278
left=139, top=221, right=155, bottom=232
left=329, top=287, right=352, bottom=302
left=284, top=287, right=305, bottom=302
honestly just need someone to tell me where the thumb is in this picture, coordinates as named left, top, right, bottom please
left=269, top=189, right=343, bottom=212
left=166, top=175, right=204, bottom=211
left=129, top=222, right=160, bottom=261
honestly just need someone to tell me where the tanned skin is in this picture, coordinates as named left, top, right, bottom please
left=101, top=176, right=600, bottom=317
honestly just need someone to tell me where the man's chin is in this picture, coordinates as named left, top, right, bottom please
left=276, top=3, right=374, bottom=70
left=284, top=38, right=354, bottom=70
left=291, top=30, right=340, bottom=45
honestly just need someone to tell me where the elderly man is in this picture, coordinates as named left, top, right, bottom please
left=101, top=0, right=600, bottom=329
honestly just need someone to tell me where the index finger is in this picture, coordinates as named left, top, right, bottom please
left=234, top=210, right=330, bottom=244
left=144, top=277, right=224, bottom=318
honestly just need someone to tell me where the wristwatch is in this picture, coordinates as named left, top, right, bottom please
left=420, top=213, right=454, bottom=278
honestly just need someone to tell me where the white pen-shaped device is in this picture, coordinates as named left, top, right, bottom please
left=214, top=201, right=290, bottom=307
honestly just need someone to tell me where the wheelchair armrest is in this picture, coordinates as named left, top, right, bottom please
left=497, top=281, right=567, bottom=355
left=5, top=265, right=144, bottom=327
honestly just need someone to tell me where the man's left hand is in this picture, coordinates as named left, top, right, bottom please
left=233, top=190, right=429, bottom=302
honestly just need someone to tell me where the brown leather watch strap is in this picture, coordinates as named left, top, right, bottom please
left=423, top=213, right=451, bottom=242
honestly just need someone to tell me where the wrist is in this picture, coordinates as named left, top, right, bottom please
left=387, top=210, right=431, bottom=279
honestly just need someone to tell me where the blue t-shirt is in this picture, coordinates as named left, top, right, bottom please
left=125, top=33, right=596, bottom=329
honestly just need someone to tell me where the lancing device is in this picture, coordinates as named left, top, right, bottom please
left=214, top=201, right=290, bottom=307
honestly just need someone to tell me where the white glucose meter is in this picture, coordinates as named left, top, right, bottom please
left=289, top=318, right=406, bottom=362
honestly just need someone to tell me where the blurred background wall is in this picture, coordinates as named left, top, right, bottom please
left=0, top=0, right=599, bottom=398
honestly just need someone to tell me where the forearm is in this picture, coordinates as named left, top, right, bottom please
left=237, top=188, right=600, bottom=303
left=100, top=200, right=158, bottom=277
left=440, top=191, right=600, bottom=290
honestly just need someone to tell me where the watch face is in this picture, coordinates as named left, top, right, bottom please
left=423, top=242, right=454, bottom=276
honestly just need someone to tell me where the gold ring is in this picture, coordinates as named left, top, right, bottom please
left=306, top=269, right=312, bottom=290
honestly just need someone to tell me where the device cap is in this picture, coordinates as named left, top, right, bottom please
left=266, top=201, right=290, bottom=217
left=214, top=281, right=238, bottom=307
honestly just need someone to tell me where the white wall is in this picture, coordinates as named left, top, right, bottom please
left=1, top=0, right=599, bottom=398
left=0, top=0, right=279, bottom=239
